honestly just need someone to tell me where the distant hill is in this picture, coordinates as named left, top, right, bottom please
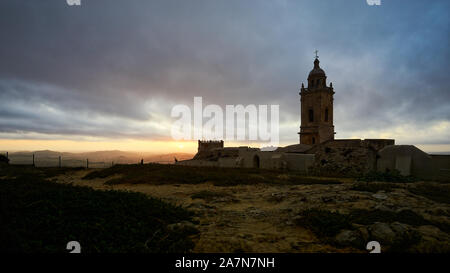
left=4, top=150, right=193, bottom=167
left=429, top=151, right=450, bottom=155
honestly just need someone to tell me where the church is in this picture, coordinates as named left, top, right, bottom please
left=299, top=54, right=335, bottom=145
left=177, top=55, right=449, bottom=180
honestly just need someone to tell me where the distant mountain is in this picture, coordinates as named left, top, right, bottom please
left=6, top=150, right=194, bottom=167
left=429, top=151, right=450, bottom=155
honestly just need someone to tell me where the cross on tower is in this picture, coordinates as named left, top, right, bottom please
left=314, top=50, right=319, bottom=59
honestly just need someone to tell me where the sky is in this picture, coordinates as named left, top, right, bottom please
left=0, top=0, right=449, bottom=153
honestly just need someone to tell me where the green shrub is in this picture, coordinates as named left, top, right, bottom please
left=191, top=190, right=231, bottom=201
left=84, top=163, right=341, bottom=187
left=351, top=183, right=400, bottom=193
left=388, top=230, right=422, bottom=253
left=349, top=209, right=430, bottom=226
left=408, top=184, right=450, bottom=204
left=0, top=173, right=195, bottom=253
left=295, top=209, right=351, bottom=237
left=0, top=155, right=9, bottom=164
left=357, top=170, right=417, bottom=183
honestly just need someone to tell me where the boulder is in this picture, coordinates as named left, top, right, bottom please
left=369, top=222, right=396, bottom=244
left=167, top=221, right=199, bottom=235
left=372, top=192, right=388, bottom=200
left=390, top=222, right=411, bottom=235
left=334, top=229, right=364, bottom=248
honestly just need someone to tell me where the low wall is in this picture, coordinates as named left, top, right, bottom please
left=176, top=159, right=218, bottom=167
left=178, top=150, right=315, bottom=173
left=430, top=155, right=450, bottom=181
left=377, top=145, right=450, bottom=181
left=218, top=157, right=238, bottom=168
left=283, top=153, right=315, bottom=172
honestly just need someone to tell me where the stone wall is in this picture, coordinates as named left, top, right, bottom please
left=305, top=139, right=394, bottom=177
left=176, top=159, right=218, bottom=167
left=283, top=153, right=315, bottom=172
left=178, top=141, right=447, bottom=181
left=197, top=140, right=224, bottom=152
left=430, top=155, right=450, bottom=181
left=218, top=157, right=239, bottom=168
left=178, top=148, right=315, bottom=173
left=193, top=147, right=239, bottom=161
left=377, top=145, right=450, bottom=181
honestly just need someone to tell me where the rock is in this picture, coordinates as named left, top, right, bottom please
left=246, top=208, right=266, bottom=218
left=390, top=222, right=411, bottom=235
left=369, top=222, right=396, bottom=244
left=352, top=225, right=370, bottom=242
left=416, top=225, right=449, bottom=241
left=412, top=225, right=450, bottom=253
left=186, top=202, right=216, bottom=211
left=337, top=194, right=360, bottom=202
left=268, top=193, right=286, bottom=203
left=237, top=233, right=253, bottom=239
left=374, top=204, right=394, bottom=212
left=321, top=196, right=335, bottom=203
left=191, top=217, right=201, bottom=225
left=372, top=192, right=388, bottom=200
left=167, top=221, right=199, bottom=235
left=292, top=215, right=303, bottom=223
left=335, top=230, right=363, bottom=247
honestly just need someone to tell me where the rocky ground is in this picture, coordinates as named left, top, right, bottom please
left=53, top=169, right=450, bottom=253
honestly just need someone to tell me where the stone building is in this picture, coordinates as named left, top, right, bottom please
left=193, top=140, right=225, bottom=160
left=177, top=55, right=450, bottom=180
left=299, top=57, right=335, bottom=145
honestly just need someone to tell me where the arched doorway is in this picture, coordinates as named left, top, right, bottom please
left=253, top=155, right=260, bottom=168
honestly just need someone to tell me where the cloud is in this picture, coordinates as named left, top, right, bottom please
left=0, top=0, right=448, bottom=147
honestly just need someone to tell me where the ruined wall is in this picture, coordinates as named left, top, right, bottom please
left=306, top=139, right=394, bottom=177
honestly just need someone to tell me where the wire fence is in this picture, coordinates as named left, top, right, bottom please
left=2, top=152, right=174, bottom=168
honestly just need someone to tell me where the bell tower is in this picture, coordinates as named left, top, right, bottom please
left=299, top=52, right=335, bottom=145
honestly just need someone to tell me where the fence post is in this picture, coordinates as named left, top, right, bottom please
left=86, top=159, right=89, bottom=169
left=32, top=154, right=35, bottom=167
left=6, top=152, right=8, bottom=159
left=59, top=156, right=61, bottom=168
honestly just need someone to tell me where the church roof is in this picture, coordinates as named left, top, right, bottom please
left=275, top=143, right=313, bottom=153
left=308, top=58, right=326, bottom=78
